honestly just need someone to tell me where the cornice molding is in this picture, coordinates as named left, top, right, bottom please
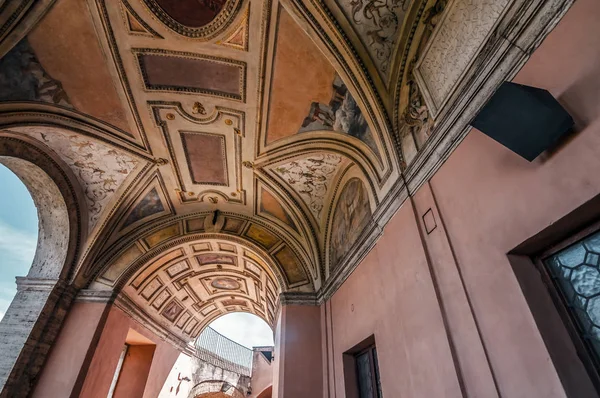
left=404, top=0, right=574, bottom=195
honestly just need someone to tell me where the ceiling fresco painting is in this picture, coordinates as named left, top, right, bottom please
left=336, top=0, right=410, bottom=77
left=265, top=7, right=379, bottom=155
left=12, top=127, right=142, bottom=231
left=27, top=0, right=135, bottom=134
left=265, top=7, right=337, bottom=145
left=0, top=39, right=71, bottom=107
left=329, top=178, right=372, bottom=271
left=270, top=153, right=346, bottom=221
left=0, top=0, right=531, bottom=345
left=258, top=187, right=298, bottom=233
left=122, top=188, right=166, bottom=229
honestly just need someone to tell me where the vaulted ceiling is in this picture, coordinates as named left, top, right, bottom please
left=0, top=0, right=557, bottom=344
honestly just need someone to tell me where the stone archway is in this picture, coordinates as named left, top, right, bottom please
left=0, top=133, right=85, bottom=397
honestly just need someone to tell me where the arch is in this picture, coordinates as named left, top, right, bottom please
left=325, top=170, right=374, bottom=278
left=112, top=237, right=284, bottom=342
left=256, top=385, right=273, bottom=398
left=91, top=212, right=316, bottom=291
left=0, top=132, right=86, bottom=281
left=189, top=380, right=245, bottom=398
left=0, top=132, right=86, bottom=395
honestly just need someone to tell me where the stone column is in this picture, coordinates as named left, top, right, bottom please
left=0, top=277, right=76, bottom=398
left=273, top=304, right=323, bottom=398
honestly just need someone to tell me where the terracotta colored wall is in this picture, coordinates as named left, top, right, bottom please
left=32, top=302, right=108, bottom=398
left=274, top=305, right=323, bottom=398
left=143, top=342, right=181, bottom=398
left=113, top=345, right=155, bottom=397
left=249, top=351, right=273, bottom=398
left=324, top=0, right=600, bottom=397
left=79, top=305, right=179, bottom=398
left=326, top=202, right=462, bottom=398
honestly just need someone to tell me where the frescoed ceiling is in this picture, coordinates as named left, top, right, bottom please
left=0, top=0, right=548, bottom=342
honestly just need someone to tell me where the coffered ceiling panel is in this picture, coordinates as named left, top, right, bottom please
left=122, top=239, right=280, bottom=341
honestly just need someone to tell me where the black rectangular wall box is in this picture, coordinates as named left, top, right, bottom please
left=471, top=82, right=574, bottom=161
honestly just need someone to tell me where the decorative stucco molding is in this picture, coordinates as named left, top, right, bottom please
left=414, top=0, right=512, bottom=118
left=405, top=0, right=575, bottom=195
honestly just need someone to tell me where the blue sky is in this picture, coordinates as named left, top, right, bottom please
left=0, top=164, right=38, bottom=321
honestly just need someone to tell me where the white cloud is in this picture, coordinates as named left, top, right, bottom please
left=209, top=313, right=274, bottom=348
left=0, top=221, right=37, bottom=266
left=0, top=310, right=4, bottom=321
left=0, top=221, right=37, bottom=317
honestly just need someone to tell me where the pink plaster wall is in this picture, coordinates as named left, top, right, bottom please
left=142, top=340, right=180, bottom=398
left=79, top=306, right=131, bottom=398
left=248, top=351, right=273, bottom=398
left=274, top=305, right=323, bottom=398
left=325, top=0, right=600, bottom=397
left=426, top=0, right=600, bottom=396
left=32, top=302, right=108, bottom=398
left=327, top=202, right=462, bottom=398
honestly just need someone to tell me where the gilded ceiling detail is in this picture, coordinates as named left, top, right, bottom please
left=0, top=0, right=533, bottom=343
left=122, top=240, right=281, bottom=341
left=336, top=0, right=410, bottom=77
left=216, top=5, right=249, bottom=51
left=141, top=0, right=242, bottom=39
left=121, top=0, right=164, bottom=38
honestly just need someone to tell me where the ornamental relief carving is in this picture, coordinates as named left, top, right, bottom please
left=397, top=0, right=446, bottom=167
left=141, top=0, right=243, bottom=39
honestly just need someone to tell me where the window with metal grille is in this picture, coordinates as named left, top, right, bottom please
left=538, top=228, right=600, bottom=390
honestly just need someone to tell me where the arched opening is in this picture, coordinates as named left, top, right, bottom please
left=0, top=134, right=84, bottom=395
left=209, top=312, right=274, bottom=349
left=159, top=312, right=274, bottom=398
left=0, top=163, right=38, bottom=321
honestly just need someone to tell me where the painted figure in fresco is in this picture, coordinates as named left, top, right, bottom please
left=0, top=39, right=71, bottom=106
left=297, top=74, right=379, bottom=154
left=330, top=179, right=372, bottom=270
left=123, top=188, right=165, bottom=228
left=299, top=102, right=335, bottom=133
left=211, top=277, right=240, bottom=290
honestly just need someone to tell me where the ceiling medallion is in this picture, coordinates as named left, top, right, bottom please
left=211, top=277, right=241, bottom=290
left=142, top=0, right=243, bottom=40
